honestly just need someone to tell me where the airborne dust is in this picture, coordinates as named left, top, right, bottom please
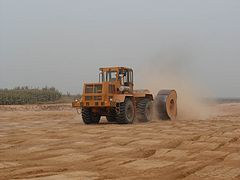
left=136, top=54, right=214, bottom=120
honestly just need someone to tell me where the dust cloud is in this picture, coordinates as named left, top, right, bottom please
left=135, top=54, right=214, bottom=120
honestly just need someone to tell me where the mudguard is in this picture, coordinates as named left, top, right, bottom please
left=113, top=94, right=133, bottom=103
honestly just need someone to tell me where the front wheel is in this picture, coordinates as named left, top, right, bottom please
left=82, top=108, right=101, bottom=124
left=106, top=108, right=117, bottom=122
left=116, top=98, right=135, bottom=124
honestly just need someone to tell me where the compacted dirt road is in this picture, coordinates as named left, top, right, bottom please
left=0, top=103, right=240, bottom=180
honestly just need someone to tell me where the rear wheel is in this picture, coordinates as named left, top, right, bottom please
left=116, top=98, right=135, bottom=124
left=136, top=98, right=153, bottom=122
left=82, top=108, right=100, bottom=124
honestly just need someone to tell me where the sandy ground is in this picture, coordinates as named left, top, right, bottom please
left=0, top=103, right=240, bottom=180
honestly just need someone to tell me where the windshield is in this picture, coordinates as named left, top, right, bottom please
left=99, top=71, right=117, bottom=82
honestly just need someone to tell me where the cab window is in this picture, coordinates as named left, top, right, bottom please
left=106, top=71, right=117, bottom=82
left=122, top=69, right=133, bottom=86
left=99, top=71, right=106, bottom=82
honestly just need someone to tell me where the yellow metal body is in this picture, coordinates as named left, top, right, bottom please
left=80, top=82, right=117, bottom=107
left=72, top=67, right=153, bottom=112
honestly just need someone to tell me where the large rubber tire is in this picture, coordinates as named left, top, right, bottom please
left=155, top=90, right=177, bottom=120
left=106, top=108, right=117, bottom=122
left=82, top=107, right=100, bottom=124
left=136, top=98, right=153, bottom=122
left=116, top=98, right=135, bottom=124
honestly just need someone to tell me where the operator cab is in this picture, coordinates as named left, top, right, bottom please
left=99, top=67, right=133, bottom=86
left=99, top=67, right=133, bottom=93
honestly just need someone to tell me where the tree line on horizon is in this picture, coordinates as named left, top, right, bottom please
left=0, top=86, right=62, bottom=105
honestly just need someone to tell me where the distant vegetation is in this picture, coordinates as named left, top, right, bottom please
left=216, top=98, right=240, bottom=104
left=0, top=86, right=62, bottom=105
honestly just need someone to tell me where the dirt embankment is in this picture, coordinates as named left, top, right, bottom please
left=0, top=104, right=72, bottom=112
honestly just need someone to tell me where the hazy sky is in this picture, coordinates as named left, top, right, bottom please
left=0, top=0, right=239, bottom=97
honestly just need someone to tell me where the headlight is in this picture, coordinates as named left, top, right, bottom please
left=119, top=86, right=125, bottom=92
left=119, top=86, right=130, bottom=92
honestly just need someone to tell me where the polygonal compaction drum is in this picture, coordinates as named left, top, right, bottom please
left=155, top=90, right=177, bottom=120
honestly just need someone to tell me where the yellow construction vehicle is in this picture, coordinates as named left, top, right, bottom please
left=72, top=67, right=177, bottom=124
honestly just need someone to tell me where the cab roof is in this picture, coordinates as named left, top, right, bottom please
left=99, top=67, right=133, bottom=72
